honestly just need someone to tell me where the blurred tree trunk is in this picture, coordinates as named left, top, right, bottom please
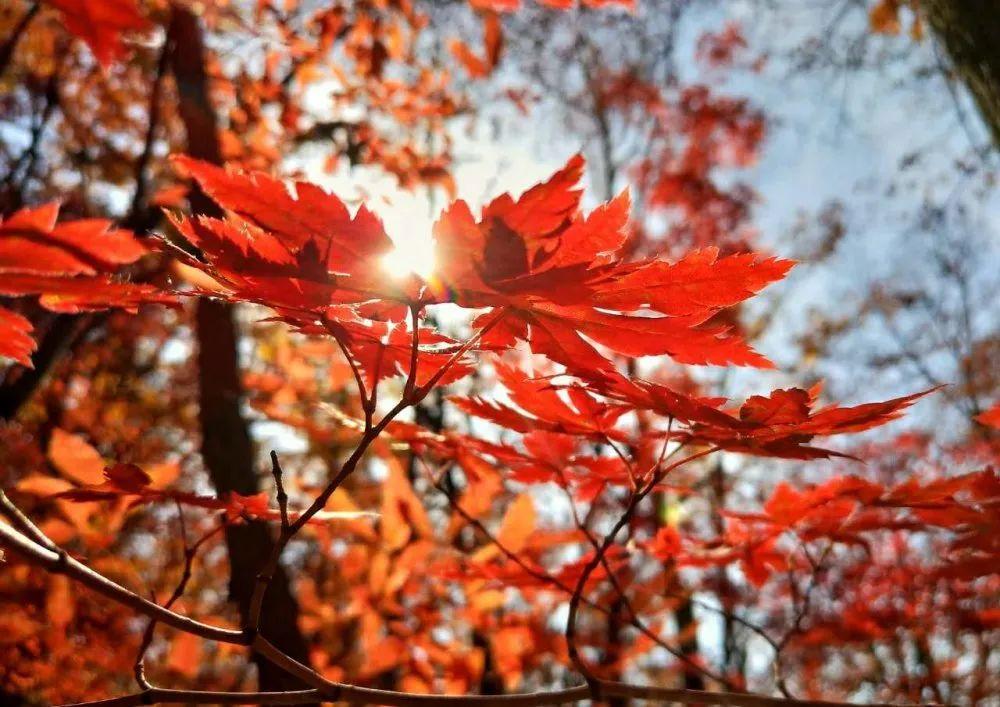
left=920, top=0, right=1000, bottom=147
left=0, top=312, right=88, bottom=420
left=602, top=595, right=628, bottom=707
left=167, top=7, right=314, bottom=696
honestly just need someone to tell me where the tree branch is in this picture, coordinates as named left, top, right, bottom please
left=565, top=447, right=718, bottom=693
left=134, top=509, right=224, bottom=689
left=0, top=520, right=246, bottom=645
left=0, top=488, right=57, bottom=551
left=58, top=680, right=924, bottom=707
left=0, top=3, right=38, bottom=78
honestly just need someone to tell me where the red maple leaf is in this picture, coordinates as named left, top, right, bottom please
left=451, top=363, right=628, bottom=440
left=0, top=203, right=172, bottom=368
left=975, top=403, right=1000, bottom=430
left=55, top=463, right=372, bottom=526
left=0, top=307, right=35, bottom=367
left=602, top=379, right=937, bottom=459
left=47, top=0, right=150, bottom=66
left=429, top=156, right=792, bottom=373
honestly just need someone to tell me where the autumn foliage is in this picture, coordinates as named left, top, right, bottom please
left=0, top=1, right=998, bottom=707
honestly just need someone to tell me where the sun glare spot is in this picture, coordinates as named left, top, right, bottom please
left=379, top=200, right=437, bottom=280
left=382, top=242, right=436, bottom=280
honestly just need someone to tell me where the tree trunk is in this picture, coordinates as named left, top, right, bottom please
left=0, top=312, right=89, bottom=420
left=194, top=299, right=313, bottom=694
left=920, top=0, right=1000, bottom=147
left=167, top=7, right=314, bottom=695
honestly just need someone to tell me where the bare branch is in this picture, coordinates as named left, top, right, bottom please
left=269, top=451, right=290, bottom=531
left=421, top=457, right=731, bottom=689
left=0, top=3, right=38, bottom=78
left=134, top=510, right=224, bottom=689
left=59, top=680, right=925, bottom=707
left=0, top=520, right=246, bottom=645
left=0, top=489, right=58, bottom=552
left=565, top=447, right=719, bottom=692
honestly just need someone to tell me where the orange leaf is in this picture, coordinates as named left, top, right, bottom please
left=46, top=575, right=74, bottom=631
left=167, top=631, right=203, bottom=677
left=497, top=493, right=535, bottom=554
left=48, top=429, right=106, bottom=486
left=975, top=403, right=1000, bottom=430
left=869, top=0, right=901, bottom=34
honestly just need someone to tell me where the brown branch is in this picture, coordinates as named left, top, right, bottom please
left=62, top=689, right=323, bottom=707
left=3, top=62, right=60, bottom=209
left=245, top=304, right=431, bottom=655
left=244, top=453, right=293, bottom=636
left=0, top=520, right=246, bottom=645
left=0, top=3, right=38, bottom=78
left=0, top=439, right=933, bottom=707
left=553, top=466, right=733, bottom=689
left=123, top=35, right=172, bottom=234
left=134, top=509, right=224, bottom=689
left=58, top=680, right=926, bottom=707
left=404, top=304, right=421, bottom=400
left=565, top=447, right=719, bottom=695
left=322, top=312, right=373, bottom=424
left=242, top=303, right=496, bottom=690
left=269, top=451, right=291, bottom=531
left=0, top=489, right=57, bottom=551
left=246, top=305, right=434, bottom=629
left=421, top=457, right=731, bottom=689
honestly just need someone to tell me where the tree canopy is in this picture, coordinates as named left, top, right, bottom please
left=0, top=1, right=997, bottom=706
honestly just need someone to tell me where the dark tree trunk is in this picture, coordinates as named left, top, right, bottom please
left=0, top=312, right=89, bottom=420
left=675, top=597, right=705, bottom=692
left=194, top=299, right=313, bottom=693
left=167, top=7, right=314, bottom=695
left=602, top=595, right=628, bottom=707
left=0, top=1, right=314, bottom=695
left=920, top=0, right=1000, bottom=147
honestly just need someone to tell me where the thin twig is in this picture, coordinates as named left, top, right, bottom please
left=565, top=446, right=719, bottom=696
left=134, top=510, right=224, bottom=689
left=269, top=451, right=290, bottom=531
left=244, top=452, right=294, bottom=635
left=403, top=304, right=421, bottom=401
left=0, top=3, right=38, bottom=77
left=420, top=457, right=730, bottom=688
left=0, top=437, right=934, bottom=707
left=245, top=304, right=432, bottom=639
left=554, top=464, right=733, bottom=689
left=124, top=35, right=172, bottom=232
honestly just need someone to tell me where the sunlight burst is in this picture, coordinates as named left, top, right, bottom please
left=380, top=201, right=438, bottom=280
left=381, top=240, right=436, bottom=280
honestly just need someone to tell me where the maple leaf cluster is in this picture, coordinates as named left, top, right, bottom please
left=12, top=153, right=944, bottom=555
left=0, top=203, right=171, bottom=366
left=168, top=154, right=792, bottom=384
